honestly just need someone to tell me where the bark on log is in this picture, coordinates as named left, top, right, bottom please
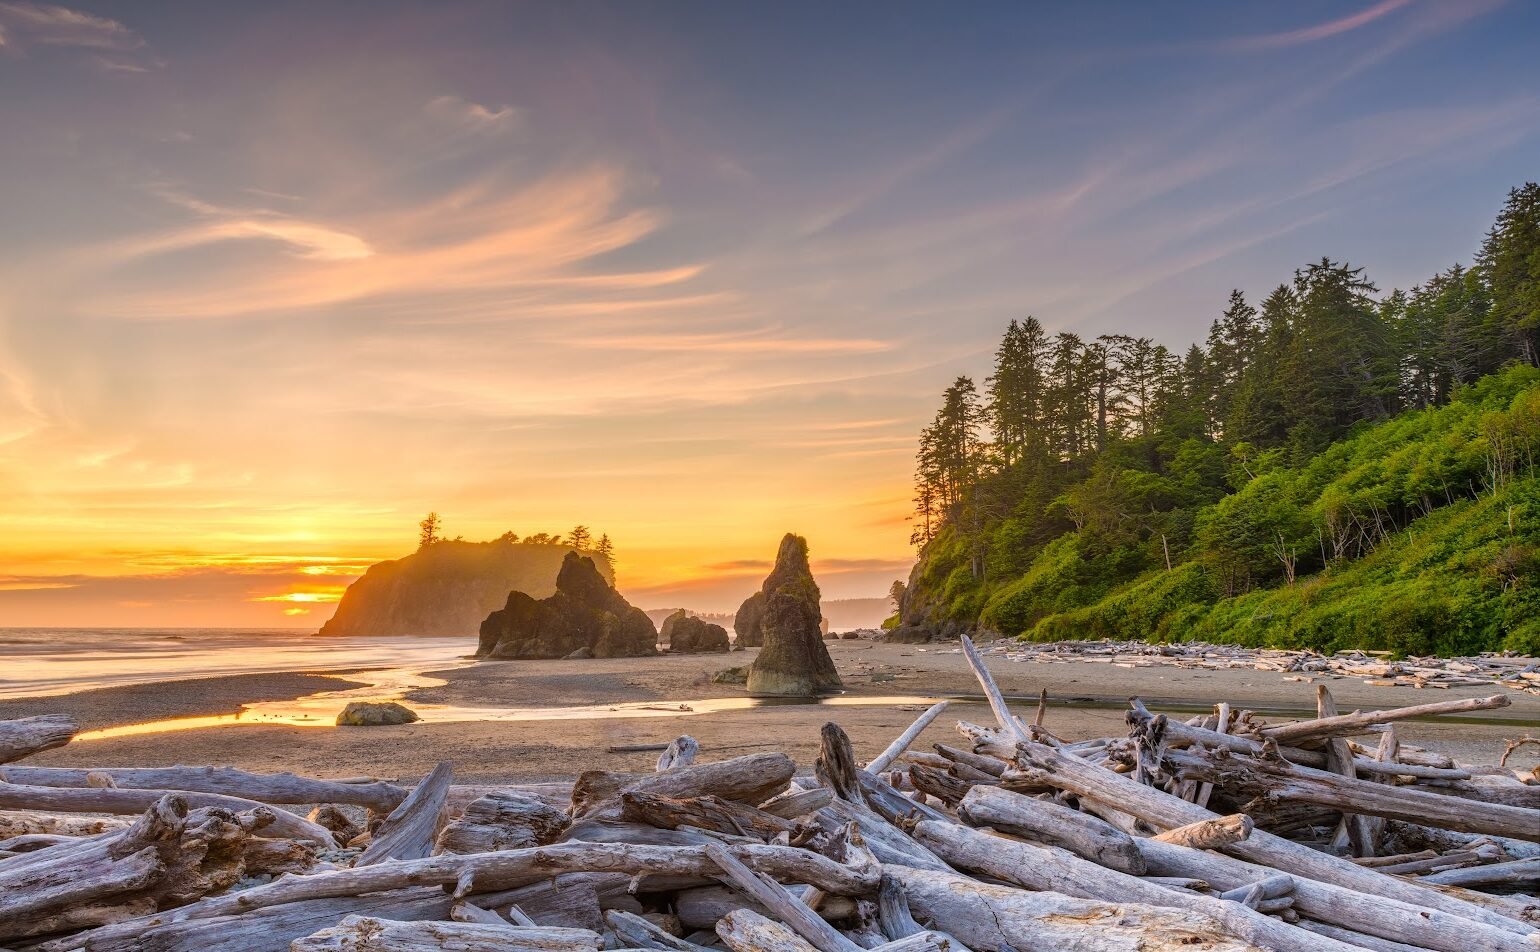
left=289, top=915, right=601, bottom=951
left=816, top=722, right=868, bottom=807
left=619, top=791, right=794, bottom=841
left=603, top=909, right=714, bottom=951
left=913, top=820, right=1358, bottom=952
left=0, top=780, right=335, bottom=843
left=886, top=865, right=1263, bottom=952
left=1152, top=814, right=1254, bottom=851
left=436, top=791, right=567, bottom=854
left=1420, top=858, right=1540, bottom=888
left=0, top=765, right=406, bottom=812
left=758, top=788, right=833, bottom=820
left=0, top=715, right=79, bottom=764
left=0, top=809, right=129, bottom=838
left=572, top=754, right=794, bottom=821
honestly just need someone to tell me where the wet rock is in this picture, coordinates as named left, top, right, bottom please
left=478, top=553, right=657, bottom=660
left=335, top=701, right=420, bottom=727
left=564, top=646, right=594, bottom=660
left=711, top=666, right=748, bottom=685
left=746, top=534, right=842, bottom=697
left=733, top=591, right=766, bottom=647
left=668, top=615, right=730, bottom=653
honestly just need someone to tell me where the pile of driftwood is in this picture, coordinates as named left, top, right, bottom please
left=0, top=637, right=1537, bottom=952
left=975, top=639, right=1540, bottom=696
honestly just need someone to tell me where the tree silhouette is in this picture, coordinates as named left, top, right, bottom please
left=568, top=525, right=592, bottom=550
left=418, top=512, right=442, bottom=550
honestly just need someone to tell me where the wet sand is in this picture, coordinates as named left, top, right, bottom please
left=7, top=642, right=1538, bottom=783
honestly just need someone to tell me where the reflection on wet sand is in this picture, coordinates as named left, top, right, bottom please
left=74, top=659, right=944, bottom=741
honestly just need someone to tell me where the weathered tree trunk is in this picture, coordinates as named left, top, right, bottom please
left=619, top=792, right=794, bottom=841
left=357, top=761, right=452, bottom=865
left=290, top=915, right=601, bottom=951
left=571, top=754, right=794, bottom=821
left=1260, top=694, right=1510, bottom=747
left=0, top=780, right=334, bottom=843
left=715, top=909, right=819, bottom=952
left=957, top=785, right=1147, bottom=875
left=0, top=715, right=79, bottom=764
left=886, top=866, right=1263, bottom=952
left=866, top=701, right=950, bottom=774
left=656, top=736, right=700, bottom=771
left=1, top=765, right=406, bottom=812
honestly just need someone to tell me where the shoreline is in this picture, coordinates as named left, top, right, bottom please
left=3, top=641, right=1537, bottom=783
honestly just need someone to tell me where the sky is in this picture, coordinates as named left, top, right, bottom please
left=1, top=1, right=1538, bottom=627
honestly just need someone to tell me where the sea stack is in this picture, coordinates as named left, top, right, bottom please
left=746, top=534, right=842, bottom=696
left=477, top=552, right=656, bottom=659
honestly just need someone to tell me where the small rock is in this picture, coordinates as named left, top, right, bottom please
left=712, top=666, right=748, bottom=685
left=565, top=646, right=594, bottom=660
left=335, top=701, right=420, bottom=727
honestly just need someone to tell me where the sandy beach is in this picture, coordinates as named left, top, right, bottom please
left=4, top=641, right=1537, bottom=784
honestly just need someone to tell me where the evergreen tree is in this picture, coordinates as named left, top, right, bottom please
left=417, top=512, right=442, bottom=550
left=568, top=525, right=593, bottom=550
left=595, top=533, right=615, bottom=563
left=1479, top=182, right=1540, bottom=366
left=1228, top=284, right=1296, bottom=446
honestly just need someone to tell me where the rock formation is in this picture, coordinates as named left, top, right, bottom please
left=335, top=701, right=420, bottom=726
left=476, top=553, right=656, bottom=660
left=659, top=609, right=688, bottom=647
left=321, top=539, right=614, bottom=637
left=667, top=615, right=730, bottom=653
left=746, top=534, right=842, bottom=696
left=732, top=592, right=766, bottom=647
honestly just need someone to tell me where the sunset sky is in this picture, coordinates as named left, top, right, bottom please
left=2, top=1, right=1538, bottom=627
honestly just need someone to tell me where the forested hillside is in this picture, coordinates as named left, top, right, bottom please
left=899, top=184, right=1540, bottom=655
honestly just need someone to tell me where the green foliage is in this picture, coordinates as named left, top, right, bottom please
left=905, top=183, right=1540, bottom=657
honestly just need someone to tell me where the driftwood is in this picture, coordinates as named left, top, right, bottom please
left=0, top=715, right=80, bottom=764
left=0, top=765, right=406, bottom=812
left=290, top=915, right=602, bottom=951
left=866, top=701, right=950, bottom=774
left=358, top=761, right=452, bottom=865
left=656, top=736, right=700, bottom=772
left=436, top=790, right=567, bottom=854
left=715, top=908, right=819, bottom=952
left=572, top=754, right=794, bottom=820
left=1152, top=814, right=1254, bottom=851
left=619, top=791, right=795, bottom=841
left=0, top=780, right=335, bottom=843
left=957, top=784, right=1147, bottom=875
left=1261, top=694, right=1512, bottom=746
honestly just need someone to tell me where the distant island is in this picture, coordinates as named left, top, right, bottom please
left=319, top=532, right=614, bottom=638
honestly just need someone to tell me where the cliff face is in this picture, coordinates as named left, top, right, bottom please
left=319, top=540, right=613, bottom=637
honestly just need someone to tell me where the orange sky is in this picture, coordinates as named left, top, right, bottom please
left=3, top=1, right=1534, bottom=627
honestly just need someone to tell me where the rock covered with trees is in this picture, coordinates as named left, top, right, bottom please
left=476, top=552, right=656, bottom=659
left=321, top=520, right=617, bottom=638
left=746, top=534, right=842, bottom=696
left=903, top=183, right=1540, bottom=655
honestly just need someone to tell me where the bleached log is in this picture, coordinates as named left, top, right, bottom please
left=1315, top=685, right=1373, bottom=856
left=1153, top=814, right=1254, bottom=851
left=657, top=736, right=700, bottom=772
left=0, top=809, right=129, bottom=838
left=0, top=715, right=78, bottom=764
left=0, top=780, right=335, bottom=843
left=887, top=865, right=1262, bottom=951
left=1293, top=921, right=1428, bottom=952
left=358, top=761, right=451, bottom=864
left=620, top=791, right=794, bottom=841
left=867, top=701, right=950, bottom=774
left=758, top=787, right=833, bottom=820
left=1421, top=857, right=1540, bottom=888
left=933, top=744, right=1007, bottom=777
left=703, top=841, right=865, bottom=952
left=1261, top=694, right=1511, bottom=747
left=0, top=765, right=407, bottom=812
left=290, top=915, right=601, bottom=951
left=956, top=785, right=1146, bottom=875
left=675, top=884, right=772, bottom=932
left=715, top=909, right=819, bottom=952
left=913, top=820, right=1357, bottom=952
left=572, top=754, right=794, bottom=820
left=436, top=791, right=567, bottom=854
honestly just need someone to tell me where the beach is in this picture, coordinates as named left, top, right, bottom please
left=4, top=638, right=1536, bottom=784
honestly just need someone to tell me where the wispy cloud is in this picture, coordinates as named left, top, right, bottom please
left=424, top=95, right=524, bottom=135
left=0, top=1, right=141, bottom=49
left=1224, top=0, right=1414, bottom=51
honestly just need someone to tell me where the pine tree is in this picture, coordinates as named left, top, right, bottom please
left=417, top=512, right=442, bottom=550
left=568, top=525, right=592, bottom=550
left=1478, top=182, right=1540, bottom=366
left=595, top=533, right=614, bottom=563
